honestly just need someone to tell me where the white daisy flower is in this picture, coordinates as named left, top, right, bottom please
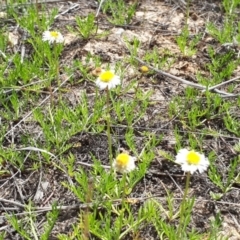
left=96, top=70, right=120, bottom=90
left=112, top=153, right=136, bottom=173
left=175, top=149, right=209, bottom=174
left=42, top=30, right=64, bottom=44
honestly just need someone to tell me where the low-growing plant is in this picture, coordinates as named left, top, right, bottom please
left=176, top=26, right=201, bottom=56
left=75, top=13, right=97, bottom=39
left=101, top=0, right=137, bottom=25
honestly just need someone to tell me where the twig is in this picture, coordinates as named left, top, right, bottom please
left=16, top=146, right=74, bottom=186
left=42, top=191, right=54, bottom=206
left=166, top=170, right=184, bottom=195
left=204, top=76, right=240, bottom=92
left=0, top=50, right=7, bottom=59
left=1, top=194, right=240, bottom=214
left=20, top=28, right=28, bottom=64
left=0, top=198, right=25, bottom=208
left=76, top=160, right=110, bottom=169
left=33, top=168, right=43, bottom=202
left=54, top=3, right=80, bottom=19
left=2, top=79, right=48, bottom=94
left=134, top=57, right=236, bottom=97
left=0, top=0, right=70, bottom=10
left=96, top=0, right=105, bottom=17
left=20, top=44, right=25, bottom=64
left=5, top=150, right=33, bottom=204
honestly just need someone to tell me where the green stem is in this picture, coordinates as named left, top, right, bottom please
left=53, top=43, right=60, bottom=85
left=122, top=173, right=127, bottom=199
left=177, top=171, right=191, bottom=238
left=106, top=87, right=113, bottom=166
left=186, top=0, right=190, bottom=25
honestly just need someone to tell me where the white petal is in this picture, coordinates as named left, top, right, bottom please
left=175, top=148, right=189, bottom=164
left=175, top=148, right=209, bottom=174
left=96, top=74, right=120, bottom=90
left=96, top=79, right=108, bottom=89
left=112, top=155, right=136, bottom=173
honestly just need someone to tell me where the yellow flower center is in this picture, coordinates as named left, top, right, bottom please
left=116, top=153, right=130, bottom=167
left=99, top=71, right=114, bottom=82
left=50, top=31, right=59, bottom=38
left=140, top=66, right=149, bottom=73
left=186, top=151, right=200, bottom=165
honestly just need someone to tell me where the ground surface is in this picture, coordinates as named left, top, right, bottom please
left=0, top=0, right=240, bottom=239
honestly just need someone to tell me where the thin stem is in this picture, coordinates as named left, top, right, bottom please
left=183, top=172, right=191, bottom=205
left=52, top=44, right=62, bottom=105
left=35, top=0, right=39, bottom=20
left=106, top=87, right=113, bottom=165
left=122, top=173, right=127, bottom=199
left=116, top=173, right=127, bottom=238
left=134, top=73, right=142, bottom=102
left=186, top=0, right=190, bottom=25
left=54, top=44, right=60, bottom=85
left=82, top=178, right=94, bottom=240
left=177, top=171, right=191, bottom=238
